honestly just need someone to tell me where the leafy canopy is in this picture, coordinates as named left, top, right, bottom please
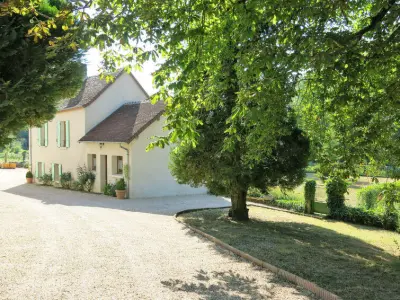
left=0, top=0, right=86, bottom=146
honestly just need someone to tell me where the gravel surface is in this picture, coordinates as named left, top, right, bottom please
left=0, top=169, right=315, bottom=299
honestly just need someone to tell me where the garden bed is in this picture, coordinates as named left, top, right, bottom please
left=178, top=206, right=400, bottom=300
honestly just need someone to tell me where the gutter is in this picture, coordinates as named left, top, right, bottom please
left=119, top=144, right=130, bottom=199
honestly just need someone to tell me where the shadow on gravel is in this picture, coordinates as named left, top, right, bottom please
left=3, top=183, right=230, bottom=216
left=161, top=269, right=312, bottom=299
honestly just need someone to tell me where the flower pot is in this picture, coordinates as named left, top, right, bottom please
left=26, top=178, right=33, bottom=184
left=115, top=189, right=126, bottom=200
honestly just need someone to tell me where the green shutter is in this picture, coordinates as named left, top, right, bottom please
left=51, top=163, right=55, bottom=180
left=44, top=123, right=48, bottom=147
left=57, top=122, right=61, bottom=148
left=66, top=121, right=70, bottom=148
left=37, top=127, right=41, bottom=146
left=42, top=162, right=45, bottom=177
left=35, top=162, right=39, bottom=177
left=59, top=164, right=62, bottom=177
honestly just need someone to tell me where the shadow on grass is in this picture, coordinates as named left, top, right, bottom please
left=181, top=209, right=400, bottom=300
left=161, top=269, right=313, bottom=300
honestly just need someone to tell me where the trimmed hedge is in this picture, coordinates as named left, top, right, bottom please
left=304, top=180, right=316, bottom=213
left=329, top=207, right=399, bottom=231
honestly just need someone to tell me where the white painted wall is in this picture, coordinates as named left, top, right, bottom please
left=31, top=108, right=86, bottom=182
left=84, top=142, right=128, bottom=193
left=85, top=73, right=148, bottom=132
left=130, top=117, right=207, bottom=198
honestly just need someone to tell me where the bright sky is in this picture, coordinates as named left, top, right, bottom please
left=84, top=48, right=158, bottom=96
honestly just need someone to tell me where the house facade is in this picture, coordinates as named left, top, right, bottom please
left=30, top=71, right=205, bottom=198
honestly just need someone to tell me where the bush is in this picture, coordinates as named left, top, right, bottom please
left=272, top=199, right=305, bottom=213
left=77, top=165, right=96, bottom=192
left=60, top=172, right=72, bottom=189
left=39, top=171, right=53, bottom=186
left=304, top=180, right=316, bottom=213
left=115, top=178, right=126, bottom=190
left=357, top=181, right=400, bottom=210
left=380, top=183, right=400, bottom=230
left=103, top=183, right=116, bottom=197
left=26, top=171, right=33, bottom=178
left=248, top=187, right=263, bottom=198
left=269, top=188, right=303, bottom=202
left=329, top=206, right=399, bottom=231
left=71, top=180, right=83, bottom=191
left=326, top=177, right=348, bottom=213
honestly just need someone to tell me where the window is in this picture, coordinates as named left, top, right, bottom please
left=36, top=162, right=44, bottom=177
left=52, top=163, right=62, bottom=181
left=57, top=120, right=70, bottom=148
left=37, top=123, right=48, bottom=147
left=60, top=121, right=66, bottom=147
left=88, top=154, right=97, bottom=171
left=112, top=155, right=123, bottom=175
left=40, top=127, right=45, bottom=146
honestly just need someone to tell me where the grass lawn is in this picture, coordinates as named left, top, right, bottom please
left=178, top=206, right=400, bottom=300
left=271, top=173, right=395, bottom=207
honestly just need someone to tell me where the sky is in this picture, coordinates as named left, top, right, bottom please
left=84, top=48, right=158, bottom=96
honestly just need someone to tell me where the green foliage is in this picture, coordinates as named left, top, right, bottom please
left=271, top=199, right=305, bottom=213
left=0, top=1, right=85, bottom=147
left=115, top=178, right=126, bottom=190
left=304, top=180, right=316, bottom=214
left=326, top=177, right=348, bottom=213
left=248, top=187, right=263, bottom=198
left=170, top=107, right=309, bottom=220
left=71, top=180, right=83, bottom=191
left=380, top=183, right=400, bottom=230
left=39, top=170, right=53, bottom=186
left=60, top=172, right=72, bottom=189
left=77, top=166, right=95, bottom=192
left=329, top=207, right=399, bottom=232
left=103, top=183, right=116, bottom=197
left=269, top=189, right=304, bottom=203
left=25, top=171, right=33, bottom=178
left=357, top=181, right=400, bottom=210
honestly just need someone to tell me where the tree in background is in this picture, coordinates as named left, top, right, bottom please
left=0, top=0, right=86, bottom=147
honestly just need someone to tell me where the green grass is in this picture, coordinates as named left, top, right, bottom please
left=276, top=173, right=395, bottom=207
left=179, top=207, right=400, bottom=300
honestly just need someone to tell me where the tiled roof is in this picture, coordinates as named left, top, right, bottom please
left=79, top=101, right=165, bottom=143
left=58, top=70, right=122, bottom=111
left=58, top=70, right=149, bottom=111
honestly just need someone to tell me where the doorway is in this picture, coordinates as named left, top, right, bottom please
left=100, top=155, right=107, bottom=191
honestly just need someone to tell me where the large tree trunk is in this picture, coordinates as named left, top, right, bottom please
left=230, top=188, right=249, bottom=221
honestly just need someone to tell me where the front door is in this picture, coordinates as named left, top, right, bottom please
left=100, top=155, right=108, bottom=191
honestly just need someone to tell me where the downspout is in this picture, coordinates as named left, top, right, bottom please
left=120, top=144, right=130, bottom=199
left=29, top=126, right=33, bottom=172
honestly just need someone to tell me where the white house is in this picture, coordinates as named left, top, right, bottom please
left=30, top=71, right=205, bottom=198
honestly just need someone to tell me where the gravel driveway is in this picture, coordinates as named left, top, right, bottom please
left=0, top=169, right=315, bottom=299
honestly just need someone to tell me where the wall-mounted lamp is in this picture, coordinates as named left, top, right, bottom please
left=99, top=142, right=104, bottom=149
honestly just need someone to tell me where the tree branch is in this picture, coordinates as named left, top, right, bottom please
left=353, top=0, right=397, bottom=40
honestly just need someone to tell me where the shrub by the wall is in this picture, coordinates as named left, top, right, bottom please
left=71, top=180, right=83, bottom=191
left=77, top=165, right=96, bottom=192
left=39, top=171, right=53, bottom=186
left=304, top=180, right=316, bottom=214
left=103, top=183, right=116, bottom=197
left=60, top=172, right=72, bottom=189
left=326, top=177, right=347, bottom=213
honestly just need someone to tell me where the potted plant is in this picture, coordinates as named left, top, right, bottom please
left=115, top=178, right=126, bottom=199
left=26, top=171, right=33, bottom=183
